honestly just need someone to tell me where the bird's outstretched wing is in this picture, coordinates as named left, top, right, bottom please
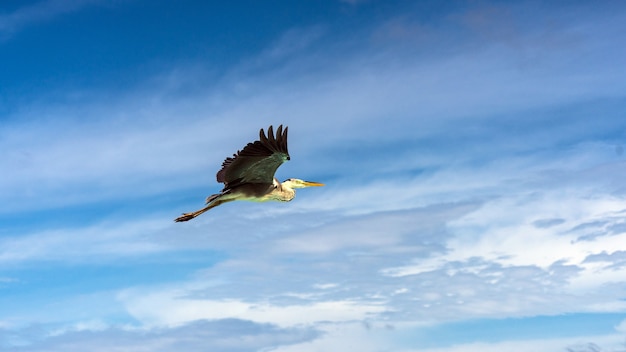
left=216, top=125, right=290, bottom=189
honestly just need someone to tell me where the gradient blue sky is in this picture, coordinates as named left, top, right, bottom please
left=2, top=0, right=626, bottom=351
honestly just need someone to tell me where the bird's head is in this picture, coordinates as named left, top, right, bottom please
left=282, top=178, right=325, bottom=189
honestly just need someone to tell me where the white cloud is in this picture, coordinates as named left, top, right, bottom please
left=119, top=285, right=387, bottom=328
left=0, top=216, right=172, bottom=263
left=0, top=0, right=101, bottom=38
left=2, top=1, right=625, bottom=215
left=382, top=191, right=626, bottom=283
left=3, top=2, right=626, bottom=351
left=0, top=276, right=18, bottom=284
left=272, top=322, right=626, bottom=352
left=271, top=322, right=400, bottom=352
left=0, top=319, right=319, bottom=352
left=274, top=212, right=409, bottom=253
left=411, top=335, right=624, bottom=352
left=374, top=184, right=626, bottom=318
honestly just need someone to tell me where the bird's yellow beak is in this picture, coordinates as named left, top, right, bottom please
left=302, top=181, right=325, bottom=187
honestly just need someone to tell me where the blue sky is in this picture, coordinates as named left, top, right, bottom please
left=2, top=0, right=626, bottom=351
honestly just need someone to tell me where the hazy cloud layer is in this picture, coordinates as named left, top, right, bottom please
left=2, top=1, right=626, bottom=351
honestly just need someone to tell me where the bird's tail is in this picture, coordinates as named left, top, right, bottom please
left=174, top=192, right=234, bottom=222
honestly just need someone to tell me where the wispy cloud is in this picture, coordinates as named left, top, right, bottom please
left=411, top=336, right=624, bottom=352
left=0, top=0, right=101, bottom=40
left=3, top=1, right=626, bottom=351
left=0, top=319, right=319, bottom=352
left=3, top=26, right=625, bottom=214
left=120, top=286, right=387, bottom=328
left=0, top=216, right=170, bottom=263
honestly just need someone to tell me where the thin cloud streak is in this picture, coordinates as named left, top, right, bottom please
left=0, top=319, right=320, bottom=352
left=0, top=0, right=101, bottom=39
left=3, top=1, right=626, bottom=351
left=3, top=38, right=625, bottom=214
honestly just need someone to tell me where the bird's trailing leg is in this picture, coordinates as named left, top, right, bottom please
left=174, top=195, right=235, bottom=222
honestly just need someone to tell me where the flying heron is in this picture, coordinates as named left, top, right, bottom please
left=175, top=125, right=324, bottom=222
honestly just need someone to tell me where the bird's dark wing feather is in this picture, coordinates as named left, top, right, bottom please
left=216, top=125, right=290, bottom=188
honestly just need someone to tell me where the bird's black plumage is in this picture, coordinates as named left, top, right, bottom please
left=216, top=125, right=290, bottom=190
left=175, top=125, right=323, bottom=222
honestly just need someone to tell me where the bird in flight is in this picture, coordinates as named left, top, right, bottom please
left=175, top=125, right=324, bottom=222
